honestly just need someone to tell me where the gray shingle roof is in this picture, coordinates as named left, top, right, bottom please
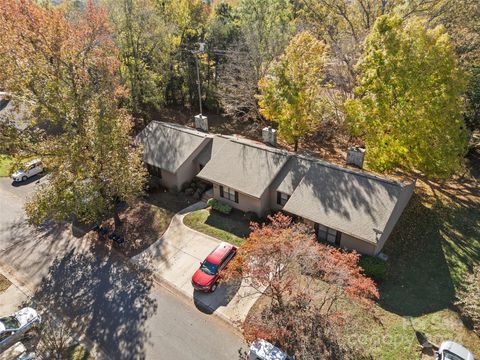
left=197, top=139, right=289, bottom=198
left=195, top=136, right=230, bottom=165
left=0, top=97, right=29, bottom=130
left=271, top=156, right=313, bottom=195
left=136, top=121, right=210, bottom=173
left=283, top=164, right=406, bottom=243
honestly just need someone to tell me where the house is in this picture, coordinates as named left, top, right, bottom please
left=136, top=121, right=211, bottom=190
left=0, top=92, right=29, bottom=130
left=137, top=121, right=414, bottom=256
left=196, top=137, right=290, bottom=215
left=278, top=158, right=414, bottom=255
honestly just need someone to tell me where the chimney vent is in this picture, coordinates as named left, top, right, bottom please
left=194, top=114, right=208, bottom=132
left=346, top=147, right=366, bottom=168
left=262, top=126, right=277, bottom=146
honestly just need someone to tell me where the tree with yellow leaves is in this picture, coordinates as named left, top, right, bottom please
left=258, top=31, right=328, bottom=151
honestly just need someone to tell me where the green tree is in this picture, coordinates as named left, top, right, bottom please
left=104, top=0, right=175, bottom=121
left=218, top=0, right=294, bottom=120
left=0, top=0, right=146, bottom=226
left=345, top=15, right=469, bottom=178
left=258, top=31, right=328, bottom=151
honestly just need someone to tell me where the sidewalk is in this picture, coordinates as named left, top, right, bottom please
left=131, top=202, right=261, bottom=326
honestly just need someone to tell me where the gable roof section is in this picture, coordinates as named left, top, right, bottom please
left=283, top=163, right=406, bottom=244
left=197, top=138, right=289, bottom=198
left=271, top=156, right=313, bottom=195
left=195, top=135, right=230, bottom=165
left=136, top=121, right=210, bottom=173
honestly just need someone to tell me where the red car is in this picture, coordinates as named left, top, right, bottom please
left=191, top=242, right=237, bottom=292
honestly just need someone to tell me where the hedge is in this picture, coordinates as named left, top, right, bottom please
left=207, top=198, right=232, bottom=214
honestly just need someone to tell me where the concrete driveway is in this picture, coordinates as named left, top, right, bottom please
left=132, top=203, right=261, bottom=325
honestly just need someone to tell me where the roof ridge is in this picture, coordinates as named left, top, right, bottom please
left=294, top=153, right=405, bottom=187
left=220, top=135, right=290, bottom=156
left=150, top=120, right=211, bottom=139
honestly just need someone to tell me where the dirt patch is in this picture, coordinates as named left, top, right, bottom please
left=89, top=190, right=197, bottom=257
left=0, top=273, right=11, bottom=293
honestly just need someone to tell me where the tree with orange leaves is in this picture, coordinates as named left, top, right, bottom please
left=224, top=213, right=378, bottom=359
left=0, top=0, right=146, bottom=226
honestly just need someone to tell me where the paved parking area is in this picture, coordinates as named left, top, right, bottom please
left=132, top=203, right=261, bottom=325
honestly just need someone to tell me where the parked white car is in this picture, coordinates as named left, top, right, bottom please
left=0, top=308, right=41, bottom=353
left=249, top=339, right=293, bottom=360
left=437, top=341, right=475, bottom=360
left=11, top=159, right=44, bottom=182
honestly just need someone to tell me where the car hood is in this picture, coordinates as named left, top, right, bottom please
left=11, top=170, right=26, bottom=178
left=15, top=308, right=38, bottom=327
left=192, top=269, right=215, bottom=286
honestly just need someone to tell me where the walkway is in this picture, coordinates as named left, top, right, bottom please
left=131, top=202, right=261, bottom=325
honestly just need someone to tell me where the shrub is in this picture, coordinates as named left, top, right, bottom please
left=145, top=175, right=162, bottom=192
left=359, top=255, right=389, bottom=282
left=245, top=211, right=259, bottom=222
left=207, top=198, right=217, bottom=207
left=456, top=266, right=480, bottom=334
left=207, top=198, right=232, bottom=214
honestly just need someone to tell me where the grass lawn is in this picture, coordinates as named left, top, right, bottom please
left=346, top=173, right=480, bottom=359
left=66, top=344, right=92, bottom=360
left=183, top=208, right=250, bottom=247
left=0, top=154, right=15, bottom=177
left=245, top=172, right=480, bottom=359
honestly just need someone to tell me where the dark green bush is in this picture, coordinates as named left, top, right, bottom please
left=245, top=211, right=259, bottom=222
left=359, top=255, right=389, bottom=282
left=207, top=198, right=232, bottom=214
left=207, top=198, right=217, bottom=207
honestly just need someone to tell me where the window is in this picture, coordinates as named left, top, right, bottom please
left=276, top=191, right=290, bottom=206
left=220, top=186, right=238, bottom=203
left=315, top=224, right=341, bottom=245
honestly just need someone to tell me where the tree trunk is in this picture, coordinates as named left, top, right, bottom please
left=294, top=139, right=299, bottom=152
left=113, top=200, right=123, bottom=234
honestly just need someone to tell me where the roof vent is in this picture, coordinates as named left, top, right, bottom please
left=262, top=126, right=277, bottom=146
left=346, top=146, right=365, bottom=168
left=194, top=114, right=208, bottom=132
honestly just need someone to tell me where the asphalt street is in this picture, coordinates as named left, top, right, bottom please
left=0, top=176, right=246, bottom=360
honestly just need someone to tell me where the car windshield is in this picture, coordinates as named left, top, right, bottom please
left=0, top=316, right=20, bottom=329
left=200, top=261, right=218, bottom=276
left=444, top=350, right=466, bottom=360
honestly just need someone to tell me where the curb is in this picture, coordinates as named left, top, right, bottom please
left=72, top=216, right=242, bottom=333
left=150, top=271, right=243, bottom=335
left=0, top=260, right=111, bottom=360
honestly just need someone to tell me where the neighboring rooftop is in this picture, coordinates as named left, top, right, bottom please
left=197, top=138, right=290, bottom=198
left=136, top=121, right=210, bottom=173
left=0, top=94, right=29, bottom=130
left=283, top=163, right=407, bottom=243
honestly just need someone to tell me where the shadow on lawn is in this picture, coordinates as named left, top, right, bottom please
left=379, top=193, right=480, bottom=317
left=30, top=243, right=157, bottom=360
left=204, top=209, right=251, bottom=239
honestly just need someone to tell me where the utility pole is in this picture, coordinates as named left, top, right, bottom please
left=192, top=42, right=205, bottom=115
